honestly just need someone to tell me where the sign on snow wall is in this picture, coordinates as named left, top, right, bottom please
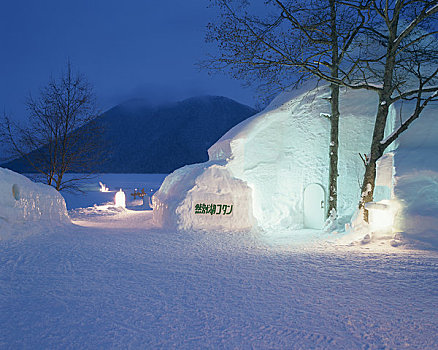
left=152, top=164, right=255, bottom=231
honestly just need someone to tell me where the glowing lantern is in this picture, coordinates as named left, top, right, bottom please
left=114, top=189, right=126, bottom=208
left=365, top=200, right=399, bottom=231
left=99, top=181, right=109, bottom=192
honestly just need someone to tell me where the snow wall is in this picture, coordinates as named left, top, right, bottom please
left=0, top=167, right=68, bottom=236
left=153, top=85, right=396, bottom=232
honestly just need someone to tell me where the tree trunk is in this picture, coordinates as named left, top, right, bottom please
left=56, top=175, right=63, bottom=191
left=327, top=0, right=339, bottom=218
left=328, top=83, right=339, bottom=217
left=359, top=10, right=399, bottom=222
left=359, top=94, right=392, bottom=221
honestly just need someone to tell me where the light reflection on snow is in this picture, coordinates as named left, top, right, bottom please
left=69, top=204, right=154, bottom=229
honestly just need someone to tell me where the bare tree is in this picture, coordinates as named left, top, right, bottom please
left=204, top=0, right=371, bottom=218
left=0, top=62, right=106, bottom=191
left=350, top=0, right=438, bottom=220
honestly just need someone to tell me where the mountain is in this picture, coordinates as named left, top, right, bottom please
left=3, top=96, right=257, bottom=174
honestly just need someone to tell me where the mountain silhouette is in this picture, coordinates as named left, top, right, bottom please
left=3, top=96, right=256, bottom=174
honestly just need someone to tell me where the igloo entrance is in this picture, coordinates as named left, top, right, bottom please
left=303, top=183, right=326, bottom=229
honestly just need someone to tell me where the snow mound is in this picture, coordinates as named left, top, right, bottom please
left=152, top=162, right=255, bottom=231
left=0, top=167, right=68, bottom=239
left=153, top=85, right=396, bottom=233
left=393, top=170, right=438, bottom=249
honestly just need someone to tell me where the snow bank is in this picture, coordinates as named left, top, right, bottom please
left=152, top=162, right=255, bottom=231
left=153, top=85, right=396, bottom=233
left=392, top=170, right=438, bottom=249
left=0, top=167, right=68, bottom=239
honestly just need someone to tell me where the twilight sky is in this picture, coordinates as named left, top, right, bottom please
left=0, top=0, right=257, bottom=122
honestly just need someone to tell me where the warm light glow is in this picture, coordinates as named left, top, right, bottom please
left=114, top=189, right=126, bottom=208
left=99, top=181, right=109, bottom=192
left=366, top=200, right=399, bottom=231
left=370, top=208, right=393, bottom=230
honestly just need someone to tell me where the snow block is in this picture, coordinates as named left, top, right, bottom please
left=153, top=162, right=255, bottom=231
left=0, top=167, right=68, bottom=234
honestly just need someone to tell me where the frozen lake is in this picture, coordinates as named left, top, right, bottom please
left=59, top=173, right=168, bottom=210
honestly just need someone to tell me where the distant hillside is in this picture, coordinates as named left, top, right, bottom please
left=3, top=96, right=256, bottom=174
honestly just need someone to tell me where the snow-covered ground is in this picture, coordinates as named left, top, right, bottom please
left=1, top=173, right=438, bottom=349
left=1, top=85, right=438, bottom=347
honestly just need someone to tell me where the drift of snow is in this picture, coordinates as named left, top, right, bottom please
left=0, top=167, right=68, bottom=240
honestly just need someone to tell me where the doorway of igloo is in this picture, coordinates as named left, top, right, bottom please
left=304, top=183, right=326, bottom=229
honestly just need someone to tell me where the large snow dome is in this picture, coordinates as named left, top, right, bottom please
left=152, top=85, right=395, bottom=232
left=0, top=167, right=68, bottom=237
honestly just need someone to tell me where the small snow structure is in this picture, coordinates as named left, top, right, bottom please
left=114, top=189, right=126, bottom=208
left=153, top=85, right=396, bottom=233
left=0, top=167, right=68, bottom=238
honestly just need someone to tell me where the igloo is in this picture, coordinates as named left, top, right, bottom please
left=152, top=85, right=396, bottom=232
left=0, top=167, right=68, bottom=234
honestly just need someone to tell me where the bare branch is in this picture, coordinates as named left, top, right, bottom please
left=0, top=62, right=106, bottom=191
